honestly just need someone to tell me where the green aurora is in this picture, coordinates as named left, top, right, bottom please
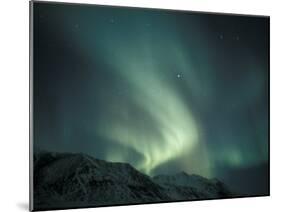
left=33, top=2, right=269, bottom=194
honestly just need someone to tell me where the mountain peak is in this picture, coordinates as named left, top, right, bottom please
left=33, top=151, right=232, bottom=210
left=176, top=171, right=190, bottom=177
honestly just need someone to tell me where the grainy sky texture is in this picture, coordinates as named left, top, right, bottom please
left=33, top=2, right=269, bottom=195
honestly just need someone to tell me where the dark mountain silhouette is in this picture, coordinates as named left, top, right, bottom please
left=33, top=152, right=232, bottom=210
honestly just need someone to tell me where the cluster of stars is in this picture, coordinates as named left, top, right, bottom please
left=219, top=34, right=240, bottom=41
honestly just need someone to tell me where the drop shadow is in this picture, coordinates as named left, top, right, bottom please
left=16, top=202, right=29, bottom=211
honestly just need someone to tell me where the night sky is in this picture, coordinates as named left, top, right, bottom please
left=33, top=2, right=269, bottom=195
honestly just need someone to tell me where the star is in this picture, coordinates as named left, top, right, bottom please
left=177, top=74, right=182, bottom=78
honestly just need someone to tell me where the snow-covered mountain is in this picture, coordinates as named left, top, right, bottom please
left=153, top=172, right=231, bottom=200
left=33, top=152, right=232, bottom=210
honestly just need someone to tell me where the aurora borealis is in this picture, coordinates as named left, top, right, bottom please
left=33, top=2, right=269, bottom=195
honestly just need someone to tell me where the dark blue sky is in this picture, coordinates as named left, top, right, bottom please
left=33, top=2, right=269, bottom=195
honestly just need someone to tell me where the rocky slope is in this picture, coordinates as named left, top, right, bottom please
left=33, top=152, right=232, bottom=210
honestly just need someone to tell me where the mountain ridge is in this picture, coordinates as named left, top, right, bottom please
left=33, top=151, right=232, bottom=210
